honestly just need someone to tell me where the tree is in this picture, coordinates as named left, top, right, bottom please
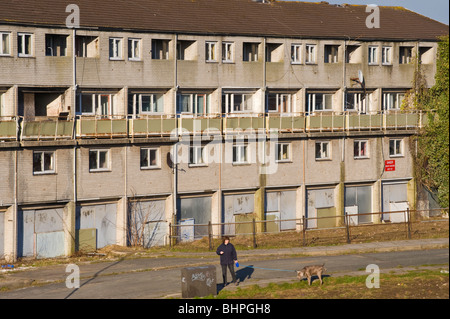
left=411, top=36, right=449, bottom=208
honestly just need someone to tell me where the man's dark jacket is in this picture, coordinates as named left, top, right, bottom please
left=216, top=243, right=237, bottom=265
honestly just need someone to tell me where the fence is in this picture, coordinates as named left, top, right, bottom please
left=169, top=208, right=449, bottom=250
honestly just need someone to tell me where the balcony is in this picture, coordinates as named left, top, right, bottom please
left=0, top=111, right=427, bottom=142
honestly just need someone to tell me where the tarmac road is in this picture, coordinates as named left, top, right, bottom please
left=0, top=243, right=448, bottom=299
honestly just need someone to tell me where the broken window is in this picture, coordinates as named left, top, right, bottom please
left=418, top=46, right=433, bottom=64
left=399, top=46, right=413, bottom=64
left=33, top=151, right=55, bottom=174
left=140, top=147, right=159, bottom=169
left=128, top=38, right=141, bottom=61
left=305, top=44, right=316, bottom=64
left=205, top=41, right=217, bottom=62
left=243, top=42, right=259, bottom=62
left=291, top=44, right=301, bottom=64
left=324, top=45, right=339, bottom=63
left=89, top=149, right=110, bottom=172
left=109, top=37, right=123, bottom=60
left=389, top=139, right=403, bottom=157
left=222, top=92, right=253, bottom=114
left=18, top=33, right=33, bottom=57
left=315, top=141, right=330, bottom=160
left=0, top=32, right=11, bottom=56
left=45, top=34, right=68, bottom=57
left=345, top=91, right=371, bottom=113
left=368, top=46, right=378, bottom=64
left=152, top=39, right=170, bottom=60
left=307, top=92, right=333, bottom=113
left=222, top=42, right=234, bottom=63
left=345, top=45, right=361, bottom=63
left=265, top=43, right=283, bottom=62
left=75, top=36, right=98, bottom=57
left=354, top=140, right=368, bottom=159
left=177, top=40, right=196, bottom=60
left=276, top=143, right=290, bottom=162
left=382, top=46, right=392, bottom=65
left=266, top=93, right=291, bottom=113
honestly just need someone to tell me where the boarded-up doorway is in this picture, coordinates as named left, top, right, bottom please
left=382, top=182, right=409, bottom=222
left=265, top=190, right=296, bottom=232
left=178, top=196, right=212, bottom=241
left=306, top=188, right=336, bottom=229
left=223, top=193, right=254, bottom=236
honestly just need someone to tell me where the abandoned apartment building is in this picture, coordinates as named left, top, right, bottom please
left=0, top=0, right=448, bottom=261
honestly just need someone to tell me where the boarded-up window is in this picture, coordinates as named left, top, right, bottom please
left=306, top=188, right=335, bottom=229
left=265, top=190, right=296, bottom=231
left=345, top=185, right=372, bottom=225
left=223, top=193, right=255, bottom=235
left=178, top=196, right=211, bottom=241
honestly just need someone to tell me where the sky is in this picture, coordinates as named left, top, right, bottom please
left=284, top=0, right=449, bottom=25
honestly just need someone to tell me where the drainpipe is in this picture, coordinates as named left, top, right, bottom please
left=72, top=28, right=77, bottom=208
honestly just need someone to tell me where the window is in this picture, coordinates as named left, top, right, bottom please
left=109, top=37, right=123, bottom=60
left=233, top=143, right=248, bottom=164
left=307, top=93, right=333, bottom=113
left=189, top=145, right=207, bottom=166
left=45, top=34, right=67, bottom=56
left=177, top=93, right=210, bottom=115
left=324, top=45, right=339, bottom=63
left=389, top=139, right=403, bottom=157
left=222, top=92, right=253, bottom=114
left=222, top=42, right=234, bottom=63
left=152, top=39, right=170, bottom=60
left=89, top=149, right=110, bottom=172
left=243, top=42, right=259, bottom=62
left=345, top=45, right=361, bottom=63
left=128, top=38, right=141, bottom=61
left=18, top=33, right=33, bottom=57
left=265, top=43, right=283, bottom=62
left=266, top=93, right=291, bottom=113
left=177, top=40, right=196, bottom=60
left=382, top=46, right=392, bottom=65
left=205, top=41, right=217, bottom=62
left=140, top=147, right=159, bottom=169
left=276, top=143, right=291, bottom=162
left=132, top=93, right=164, bottom=115
left=315, top=141, right=330, bottom=160
left=33, top=151, right=55, bottom=174
left=0, top=32, right=11, bottom=56
left=399, top=46, right=413, bottom=64
left=345, top=92, right=371, bottom=113
left=75, top=36, right=98, bottom=57
left=291, top=44, right=302, bottom=63
left=354, top=140, right=368, bottom=159
left=383, top=92, right=405, bottom=111
left=77, top=93, right=113, bottom=116
left=305, top=44, right=316, bottom=64
left=368, top=46, right=378, bottom=64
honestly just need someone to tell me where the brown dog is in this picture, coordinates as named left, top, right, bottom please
left=297, top=264, right=326, bottom=286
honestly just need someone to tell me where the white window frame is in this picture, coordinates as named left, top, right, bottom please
left=205, top=41, right=217, bottom=62
left=78, top=93, right=114, bottom=116
left=0, top=32, right=11, bottom=56
left=222, top=42, right=234, bottom=63
left=33, top=151, right=55, bottom=175
left=18, top=32, right=33, bottom=57
left=305, top=44, right=316, bottom=64
left=189, top=145, right=207, bottom=167
left=140, top=147, right=160, bottom=169
left=276, top=142, right=291, bottom=163
left=368, top=46, right=378, bottom=65
left=89, top=149, right=110, bottom=172
left=354, top=140, right=369, bottom=159
left=232, top=143, right=249, bottom=165
left=389, top=139, right=404, bottom=157
left=128, top=38, right=141, bottom=61
left=382, top=46, right=392, bottom=65
left=345, top=92, right=371, bottom=113
left=315, top=141, right=330, bottom=160
left=266, top=93, right=292, bottom=113
left=177, top=93, right=210, bottom=116
left=133, top=93, right=164, bottom=115
left=291, top=44, right=302, bottom=64
left=383, top=92, right=405, bottom=111
left=307, top=93, right=333, bottom=113
left=109, top=37, right=123, bottom=60
left=222, top=92, right=254, bottom=114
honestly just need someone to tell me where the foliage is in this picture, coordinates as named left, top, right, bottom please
left=410, top=36, right=449, bottom=208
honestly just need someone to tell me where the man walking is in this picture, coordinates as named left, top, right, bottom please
left=216, top=236, right=238, bottom=286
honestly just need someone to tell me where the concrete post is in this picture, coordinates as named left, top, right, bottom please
left=116, top=197, right=128, bottom=246
left=63, top=201, right=76, bottom=257
left=3, top=205, right=16, bottom=263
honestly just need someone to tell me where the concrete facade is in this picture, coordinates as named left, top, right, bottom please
left=0, top=3, right=444, bottom=261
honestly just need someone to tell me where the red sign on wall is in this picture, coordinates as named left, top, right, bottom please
left=385, top=160, right=395, bottom=171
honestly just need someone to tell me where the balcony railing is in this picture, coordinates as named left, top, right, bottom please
left=0, top=111, right=428, bottom=141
